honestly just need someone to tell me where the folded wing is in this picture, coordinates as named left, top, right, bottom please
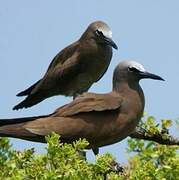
left=54, top=92, right=123, bottom=117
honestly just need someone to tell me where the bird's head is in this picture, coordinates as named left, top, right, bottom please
left=81, top=21, right=118, bottom=50
left=113, top=60, right=164, bottom=84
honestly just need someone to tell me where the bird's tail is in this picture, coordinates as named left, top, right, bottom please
left=16, top=79, right=41, bottom=97
left=0, top=115, right=48, bottom=126
left=0, top=115, right=48, bottom=141
left=13, top=94, right=45, bottom=110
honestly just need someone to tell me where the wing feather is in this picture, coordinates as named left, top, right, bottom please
left=54, top=92, right=123, bottom=117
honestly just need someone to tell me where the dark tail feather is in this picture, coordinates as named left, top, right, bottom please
left=13, top=94, right=45, bottom=110
left=0, top=115, right=50, bottom=142
left=16, top=79, right=41, bottom=97
left=0, top=115, right=48, bottom=126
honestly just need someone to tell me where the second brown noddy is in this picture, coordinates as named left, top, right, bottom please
left=1, top=60, right=164, bottom=154
left=13, top=20, right=118, bottom=110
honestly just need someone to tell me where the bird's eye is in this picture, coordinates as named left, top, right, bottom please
left=128, top=66, right=139, bottom=72
left=95, top=30, right=104, bottom=37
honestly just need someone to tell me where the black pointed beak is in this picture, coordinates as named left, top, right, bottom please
left=139, top=71, right=165, bottom=81
left=103, top=37, right=118, bottom=50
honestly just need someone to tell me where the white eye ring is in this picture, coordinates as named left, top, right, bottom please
left=128, top=66, right=139, bottom=72
left=95, top=30, right=104, bottom=37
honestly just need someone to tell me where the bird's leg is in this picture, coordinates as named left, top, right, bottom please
left=92, top=148, right=99, bottom=155
left=77, top=150, right=87, bottom=161
left=78, top=148, right=99, bottom=161
left=73, top=93, right=79, bottom=100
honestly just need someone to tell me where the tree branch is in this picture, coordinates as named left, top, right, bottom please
left=130, top=129, right=179, bottom=145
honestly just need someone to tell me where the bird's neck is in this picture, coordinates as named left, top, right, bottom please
left=113, top=80, right=139, bottom=91
left=113, top=80, right=145, bottom=109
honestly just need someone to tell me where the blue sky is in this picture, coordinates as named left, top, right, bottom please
left=0, top=0, right=179, bottom=163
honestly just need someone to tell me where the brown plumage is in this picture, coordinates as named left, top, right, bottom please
left=13, top=21, right=118, bottom=110
left=1, top=60, right=164, bottom=153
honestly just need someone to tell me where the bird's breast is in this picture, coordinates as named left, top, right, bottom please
left=81, top=45, right=112, bottom=79
left=61, top=46, right=112, bottom=95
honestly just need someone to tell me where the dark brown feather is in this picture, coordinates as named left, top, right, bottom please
left=54, top=92, right=122, bottom=117
left=3, top=60, right=161, bottom=152
left=13, top=21, right=116, bottom=110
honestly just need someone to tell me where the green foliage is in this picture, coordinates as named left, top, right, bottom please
left=136, top=116, right=175, bottom=141
left=127, top=116, right=179, bottom=180
left=0, top=133, right=123, bottom=179
left=0, top=116, right=178, bottom=179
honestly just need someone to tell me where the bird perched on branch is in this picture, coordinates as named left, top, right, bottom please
left=13, top=20, right=118, bottom=110
left=1, top=60, right=164, bottom=154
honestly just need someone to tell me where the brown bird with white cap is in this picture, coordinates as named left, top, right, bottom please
left=13, top=21, right=118, bottom=110
left=1, top=60, right=164, bottom=154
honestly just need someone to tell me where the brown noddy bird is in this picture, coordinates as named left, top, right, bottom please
left=13, top=21, right=118, bottom=110
left=1, top=60, right=164, bottom=154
